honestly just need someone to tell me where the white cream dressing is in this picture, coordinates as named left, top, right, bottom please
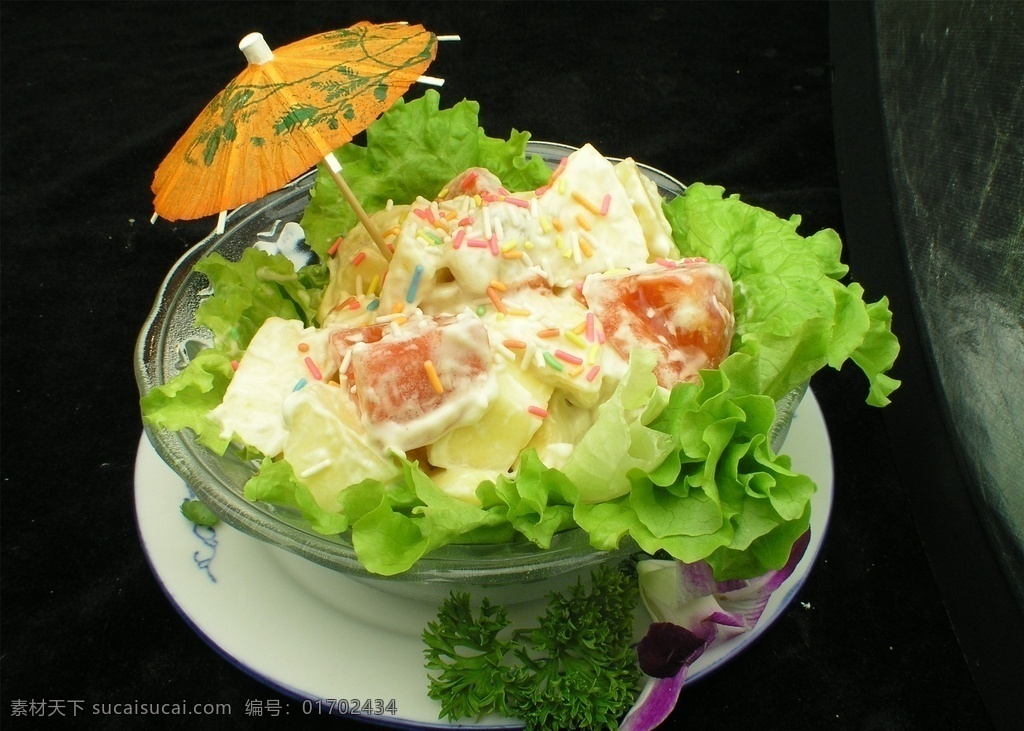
left=217, top=143, right=735, bottom=503
left=211, top=318, right=338, bottom=457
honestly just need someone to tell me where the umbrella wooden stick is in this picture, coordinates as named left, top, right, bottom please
left=322, top=152, right=391, bottom=260
left=239, top=33, right=392, bottom=260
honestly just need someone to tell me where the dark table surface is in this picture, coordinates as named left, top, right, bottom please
left=0, top=2, right=1000, bottom=730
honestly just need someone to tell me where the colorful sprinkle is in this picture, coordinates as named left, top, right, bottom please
left=586, top=312, right=596, bottom=341
left=230, top=360, right=240, bottom=371
left=575, top=213, right=592, bottom=231
left=537, top=328, right=560, bottom=339
left=486, top=286, right=507, bottom=314
left=406, top=264, right=425, bottom=303
left=564, top=330, right=587, bottom=349
left=572, top=190, right=602, bottom=216
left=467, top=237, right=490, bottom=248
left=555, top=349, right=584, bottom=366
left=293, top=378, right=307, bottom=392
left=328, top=237, right=343, bottom=256
left=304, top=357, right=323, bottom=381
left=367, top=299, right=380, bottom=311
left=460, top=170, right=479, bottom=191
left=452, top=228, right=466, bottom=249
left=424, top=360, right=444, bottom=394
left=527, top=405, right=549, bottom=419
left=502, top=249, right=524, bottom=260
left=352, top=251, right=366, bottom=267
left=505, top=196, right=530, bottom=208
left=488, top=234, right=499, bottom=256
left=297, top=342, right=310, bottom=352
left=428, top=230, right=448, bottom=246
left=489, top=280, right=508, bottom=292
left=299, top=459, right=333, bottom=479
left=332, top=295, right=357, bottom=312
left=542, top=351, right=565, bottom=371
left=503, top=339, right=528, bottom=350
left=586, top=365, right=602, bottom=382
left=600, top=193, right=612, bottom=216
left=548, top=158, right=568, bottom=184
left=578, top=232, right=595, bottom=258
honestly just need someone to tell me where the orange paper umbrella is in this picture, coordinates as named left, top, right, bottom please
left=152, top=21, right=447, bottom=256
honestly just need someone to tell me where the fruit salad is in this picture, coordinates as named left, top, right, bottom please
left=212, top=143, right=734, bottom=507
left=141, top=92, right=899, bottom=578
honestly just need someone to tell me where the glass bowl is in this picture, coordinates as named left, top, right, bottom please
left=134, top=141, right=803, bottom=603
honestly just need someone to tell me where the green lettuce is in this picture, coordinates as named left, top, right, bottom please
left=193, top=247, right=328, bottom=358
left=574, top=354, right=816, bottom=579
left=663, top=183, right=900, bottom=406
left=561, top=349, right=674, bottom=504
left=140, top=348, right=234, bottom=454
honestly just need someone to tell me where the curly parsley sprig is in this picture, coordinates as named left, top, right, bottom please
left=423, top=564, right=642, bottom=731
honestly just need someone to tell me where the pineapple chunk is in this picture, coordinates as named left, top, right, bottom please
left=282, top=381, right=399, bottom=513
left=523, top=391, right=597, bottom=470
left=430, top=466, right=497, bottom=506
left=427, top=362, right=553, bottom=472
left=210, top=317, right=337, bottom=458
left=613, top=158, right=676, bottom=261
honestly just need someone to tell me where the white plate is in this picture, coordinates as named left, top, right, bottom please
left=134, top=390, right=833, bottom=728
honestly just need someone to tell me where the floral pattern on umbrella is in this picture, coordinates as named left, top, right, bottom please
left=153, top=22, right=438, bottom=223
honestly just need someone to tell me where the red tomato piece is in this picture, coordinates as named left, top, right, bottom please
left=583, top=261, right=735, bottom=388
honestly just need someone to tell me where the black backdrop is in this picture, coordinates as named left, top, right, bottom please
left=0, top=2, right=1001, bottom=730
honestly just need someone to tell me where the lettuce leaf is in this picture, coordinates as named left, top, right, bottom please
left=300, top=90, right=552, bottom=260
left=480, top=450, right=579, bottom=549
left=193, top=247, right=328, bottom=358
left=561, top=349, right=674, bottom=504
left=341, top=455, right=511, bottom=576
left=243, top=456, right=349, bottom=536
left=663, top=183, right=900, bottom=405
left=574, top=354, right=816, bottom=580
left=140, top=348, right=234, bottom=454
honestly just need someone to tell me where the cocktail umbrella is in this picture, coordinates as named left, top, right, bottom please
left=152, top=21, right=453, bottom=258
